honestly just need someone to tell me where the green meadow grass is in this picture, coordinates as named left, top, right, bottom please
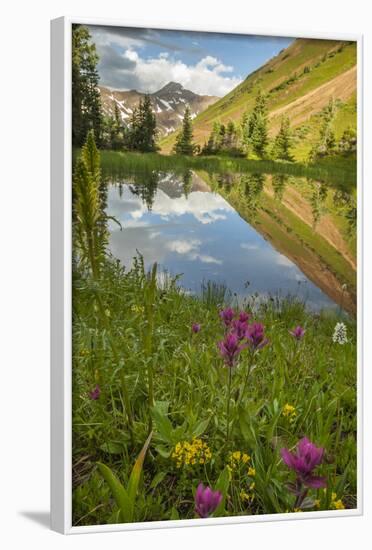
left=96, top=150, right=356, bottom=187
left=72, top=256, right=357, bottom=525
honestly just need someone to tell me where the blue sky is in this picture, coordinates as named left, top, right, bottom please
left=88, top=25, right=293, bottom=96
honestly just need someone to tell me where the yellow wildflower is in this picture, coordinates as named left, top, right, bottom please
left=334, top=499, right=345, bottom=510
left=229, top=450, right=251, bottom=470
left=171, top=437, right=212, bottom=468
left=240, top=491, right=250, bottom=502
left=283, top=403, right=297, bottom=419
left=248, top=467, right=256, bottom=477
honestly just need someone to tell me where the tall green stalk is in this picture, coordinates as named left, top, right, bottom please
left=226, top=367, right=233, bottom=446
left=143, top=263, right=157, bottom=431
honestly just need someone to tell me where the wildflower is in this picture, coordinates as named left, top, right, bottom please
left=171, top=438, right=212, bottom=468
left=289, top=325, right=305, bottom=340
left=195, top=483, right=222, bottom=518
left=217, top=332, right=247, bottom=367
left=333, top=322, right=348, bottom=345
left=192, top=323, right=201, bottom=334
left=242, top=453, right=250, bottom=464
left=228, top=450, right=251, bottom=471
left=314, top=499, right=320, bottom=509
left=246, top=322, right=269, bottom=350
left=131, top=304, right=144, bottom=314
left=231, top=319, right=249, bottom=341
left=79, top=349, right=89, bottom=357
left=330, top=492, right=345, bottom=510
left=248, top=467, right=256, bottom=477
left=240, top=490, right=251, bottom=502
left=333, top=499, right=345, bottom=510
left=238, top=311, right=251, bottom=323
left=232, top=451, right=241, bottom=461
left=89, top=384, right=101, bottom=400
left=281, top=437, right=326, bottom=489
left=219, top=307, right=235, bottom=327
left=282, top=403, right=297, bottom=420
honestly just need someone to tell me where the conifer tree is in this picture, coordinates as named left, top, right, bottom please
left=272, top=117, right=294, bottom=161
left=309, top=98, right=337, bottom=161
left=173, top=106, right=196, bottom=155
left=127, top=96, right=157, bottom=152
left=244, top=90, right=269, bottom=158
left=72, top=26, right=103, bottom=146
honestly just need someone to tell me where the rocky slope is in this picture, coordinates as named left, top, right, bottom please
left=99, top=81, right=219, bottom=137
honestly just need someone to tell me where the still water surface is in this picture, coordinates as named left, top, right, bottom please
left=106, top=170, right=356, bottom=313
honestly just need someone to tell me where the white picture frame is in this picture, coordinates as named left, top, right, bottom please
left=51, top=16, right=363, bottom=534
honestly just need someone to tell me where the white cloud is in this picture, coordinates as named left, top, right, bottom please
left=166, top=239, right=222, bottom=265
left=111, top=187, right=233, bottom=225
left=122, top=49, right=241, bottom=96
left=190, top=253, right=222, bottom=265
left=167, top=239, right=201, bottom=254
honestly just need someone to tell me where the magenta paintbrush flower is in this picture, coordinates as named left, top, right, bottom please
left=195, top=483, right=222, bottom=518
left=281, top=437, right=326, bottom=489
left=89, top=384, right=101, bottom=400
left=231, top=319, right=249, bottom=341
left=246, top=322, right=269, bottom=350
left=219, top=307, right=235, bottom=327
left=218, top=332, right=247, bottom=367
left=238, top=311, right=251, bottom=323
left=290, top=325, right=305, bottom=340
left=192, top=323, right=201, bottom=333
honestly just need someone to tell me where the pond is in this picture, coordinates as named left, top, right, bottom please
left=105, top=169, right=356, bottom=314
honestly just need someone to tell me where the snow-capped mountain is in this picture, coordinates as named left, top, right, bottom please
left=99, top=82, right=219, bottom=136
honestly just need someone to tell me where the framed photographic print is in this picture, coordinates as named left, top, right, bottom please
left=51, top=16, right=362, bottom=534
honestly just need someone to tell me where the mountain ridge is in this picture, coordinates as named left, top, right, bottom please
left=160, top=38, right=357, bottom=159
left=99, top=82, right=219, bottom=137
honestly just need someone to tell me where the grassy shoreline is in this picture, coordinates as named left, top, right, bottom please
left=95, top=150, right=356, bottom=188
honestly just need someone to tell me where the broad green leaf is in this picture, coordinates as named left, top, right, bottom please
left=127, top=431, right=153, bottom=508
left=97, top=462, right=131, bottom=523
left=151, top=402, right=173, bottom=442
left=155, top=445, right=172, bottom=458
left=170, top=507, right=180, bottom=520
left=150, top=471, right=167, bottom=490
left=191, top=418, right=210, bottom=438
left=214, top=466, right=231, bottom=517
left=100, top=441, right=125, bottom=455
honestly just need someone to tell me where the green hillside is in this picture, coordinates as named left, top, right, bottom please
left=160, top=38, right=357, bottom=158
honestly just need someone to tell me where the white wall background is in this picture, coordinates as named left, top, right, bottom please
left=0, top=0, right=370, bottom=547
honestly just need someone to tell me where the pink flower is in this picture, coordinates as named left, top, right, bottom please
left=281, top=437, right=326, bottom=489
left=231, top=319, right=249, bottom=341
left=246, top=322, right=268, bottom=350
left=218, top=332, right=247, bottom=367
left=192, top=323, right=201, bottom=334
left=219, top=307, right=235, bottom=327
left=89, top=384, right=101, bottom=400
left=195, top=483, right=222, bottom=518
left=238, top=311, right=251, bottom=323
left=290, top=326, right=305, bottom=340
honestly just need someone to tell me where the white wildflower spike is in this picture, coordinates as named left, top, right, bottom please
left=333, top=322, right=348, bottom=345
